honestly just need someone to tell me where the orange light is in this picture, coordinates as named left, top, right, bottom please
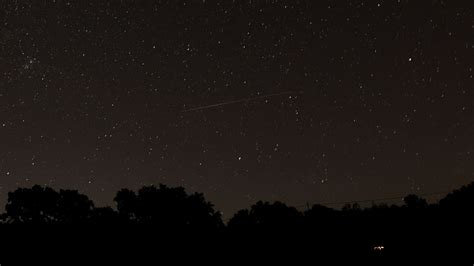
left=373, top=245, right=385, bottom=251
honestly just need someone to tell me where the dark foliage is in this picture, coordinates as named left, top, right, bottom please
left=228, top=201, right=302, bottom=231
left=1, top=182, right=474, bottom=261
left=114, top=184, right=223, bottom=230
left=4, top=185, right=95, bottom=224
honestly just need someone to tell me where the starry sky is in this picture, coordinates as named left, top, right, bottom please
left=0, top=0, right=472, bottom=217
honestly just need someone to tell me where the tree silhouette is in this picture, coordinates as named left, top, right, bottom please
left=305, top=203, right=336, bottom=218
left=114, top=184, right=223, bottom=230
left=403, top=194, right=428, bottom=209
left=439, top=182, right=474, bottom=211
left=5, top=185, right=59, bottom=224
left=56, top=189, right=95, bottom=223
left=4, top=185, right=95, bottom=224
left=228, top=201, right=302, bottom=231
left=114, top=188, right=138, bottom=223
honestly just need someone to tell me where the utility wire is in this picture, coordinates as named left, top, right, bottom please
left=223, top=191, right=451, bottom=223
left=293, top=191, right=450, bottom=209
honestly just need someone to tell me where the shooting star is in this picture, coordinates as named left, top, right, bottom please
left=182, top=91, right=299, bottom=112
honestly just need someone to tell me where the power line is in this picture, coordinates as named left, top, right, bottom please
left=294, top=191, right=450, bottom=209
left=223, top=191, right=451, bottom=222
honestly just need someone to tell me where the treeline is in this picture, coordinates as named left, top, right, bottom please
left=0, top=182, right=473, bottom=260
left=1, top=182, right=474, bottom=227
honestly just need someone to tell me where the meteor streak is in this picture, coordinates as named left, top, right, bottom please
left=182, top=91, right=297, bottom=112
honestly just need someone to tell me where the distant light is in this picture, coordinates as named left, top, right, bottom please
left=373, top=245, right=385, bottom=251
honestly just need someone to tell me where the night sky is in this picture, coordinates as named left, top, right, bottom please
left=0, top=0, right=472, bottom=217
